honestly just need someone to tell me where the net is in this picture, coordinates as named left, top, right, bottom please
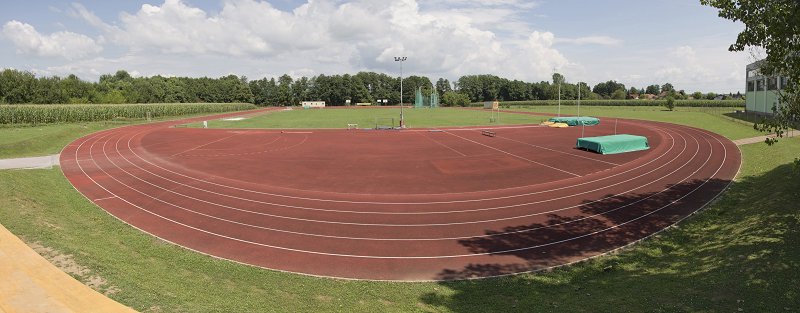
left=414, top=87, right=440, bottom=108
left=375, top=117, right=396, bottom=129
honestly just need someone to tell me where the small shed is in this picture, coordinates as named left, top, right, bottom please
left=301, top=101, right=326, bottom=109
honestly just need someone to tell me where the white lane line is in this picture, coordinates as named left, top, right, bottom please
left=443, top=130, right=581, bottom=177
left=496, top=135, right=620, bottom=166
left=75, top=123, right=729, bottom=258
left=99, top=126, right=713, bottom=241
left=93, top=196, right=117, bottom=201
left=181, top=135, right=308, bottom=158
left=119, top=126, right=681, bottom=211
left=170, top=133, right=239, bottom=157
left=106, top=126, right=702, bottom=230
left=418, top=131, right=467, bottom=157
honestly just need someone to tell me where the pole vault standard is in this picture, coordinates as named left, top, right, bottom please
left=395, top=56, right=407, bottom=128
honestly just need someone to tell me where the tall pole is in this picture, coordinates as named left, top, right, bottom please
left=555, top=68, right=561, bottom=117
left=395, top=56, right=407, bottom=128
left=577, top=82, right=581, bottom=117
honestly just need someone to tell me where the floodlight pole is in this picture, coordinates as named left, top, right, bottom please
left=553, top=67, right=562, bottom=117
left=578, top=82, right=581, bottom=117
left=395, top=56, right=407, bottom=128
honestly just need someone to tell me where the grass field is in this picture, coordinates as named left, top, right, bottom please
left=508, top=105, right=767, bottom=140
left=0, top=112, right=252, bottom=159
left=0, top=107, right=798, bottom=312
left=185, top=107, right=549, bottom=129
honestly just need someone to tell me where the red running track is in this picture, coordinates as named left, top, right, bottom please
left=60, top=108, right=740, bottom=281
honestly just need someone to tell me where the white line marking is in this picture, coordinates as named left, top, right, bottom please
left=443, top=130, right=581, bottom=177
left=496, top=135, right=620, bottom=166
left=418, top=131, right=467, bottom=156
left=93, top=196, right=117, bottom=201
left=73, top=124, right=728, bottom=257
left=170, top=133, right=239, bottom=157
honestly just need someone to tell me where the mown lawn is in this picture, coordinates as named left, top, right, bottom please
left=0, top=121, right=137, bottom=159
left=0, top=107, right=798, bottom=312
left=186, top=107, right=550, bottom=129
left=509, top=105, right=763, bottom=140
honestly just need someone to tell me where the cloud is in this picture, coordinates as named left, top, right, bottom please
left=556, top=36, right=622, bottom=46
left=1, top=20, right=103, bottom=60
left=59, top=0, right=569, bottom=82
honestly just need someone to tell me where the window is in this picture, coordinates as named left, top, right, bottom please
left=748, top=81, right=755, bottom=92
left=768, top=77, right=778, bottom=90
left=756, top=80, right=764, bottom=91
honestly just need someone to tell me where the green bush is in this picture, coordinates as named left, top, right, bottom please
left=0, top=103, right=257, bottom=125
left=442, top=91, right=471, bottom=107
left=665, top=96, right=675, bottom=111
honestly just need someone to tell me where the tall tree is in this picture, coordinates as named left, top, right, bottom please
left=645, top=84, right=660, bottom=95
left=435, top=78, right=452, bottom=97
left=661, top=83, right=675, bottom=93
left=702, top=0, right=800, bottom=147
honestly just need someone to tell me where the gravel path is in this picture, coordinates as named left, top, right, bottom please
left=0, top=154, right=60, bottom=170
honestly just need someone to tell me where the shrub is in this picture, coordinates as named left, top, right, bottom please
left=665, top=96, right=675, bottom=111
left=442, top=91, right=471, bottom=107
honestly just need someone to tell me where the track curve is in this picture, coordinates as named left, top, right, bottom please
left=60, top=108, right=740, bottom=280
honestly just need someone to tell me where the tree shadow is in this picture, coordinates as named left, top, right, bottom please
left=419, top=164, right=800, bottom=311
left=437, top=178, right=726, bottom=280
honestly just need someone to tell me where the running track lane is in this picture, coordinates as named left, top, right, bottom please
left=60, top=110, right=740, bottom=281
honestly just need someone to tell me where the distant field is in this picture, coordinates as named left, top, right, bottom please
left=0, top=103, right=257, bottom=125
left=509, top=105, right=762, bottom=140
left=185, top=107, right=550, bottom=129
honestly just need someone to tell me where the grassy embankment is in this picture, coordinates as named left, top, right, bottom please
left=0, top=107, right=797, bottom=312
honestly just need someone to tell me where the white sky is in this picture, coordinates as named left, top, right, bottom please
left=0, top=0, right=756, bottom=93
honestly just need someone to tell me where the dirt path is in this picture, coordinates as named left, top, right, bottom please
left=0, top=223, right=135, bottom=313
left=732, top=130, right=800, bottom=146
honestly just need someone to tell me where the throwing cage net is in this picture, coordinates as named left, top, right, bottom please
left=414, top=87, right=440, bottom=108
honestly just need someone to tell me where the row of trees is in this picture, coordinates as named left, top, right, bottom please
left=0, top=68, right=737, bottom=106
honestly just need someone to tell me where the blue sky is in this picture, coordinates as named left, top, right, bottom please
left=0, top=0, right=753, bottom=92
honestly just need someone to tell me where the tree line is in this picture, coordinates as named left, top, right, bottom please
left=0, top=68, right=739, bottom=106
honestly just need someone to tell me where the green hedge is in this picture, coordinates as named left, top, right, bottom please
left=0, top=103, right=257, bottom=125
left=482, top=100, right=745, bottom=108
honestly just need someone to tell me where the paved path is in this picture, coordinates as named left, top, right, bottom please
left=0, top=154, right=59, bottom=170
left=0, top=223, right=135, bottom=313
left=732, top=130, right=800, bottom=146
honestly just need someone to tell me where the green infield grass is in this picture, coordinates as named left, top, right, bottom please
left=184, top=107, right=548, bottom=129
left=509, top=105, right=764, bottom=140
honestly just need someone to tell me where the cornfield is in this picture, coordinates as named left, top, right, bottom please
left=0, top=103, right=257, bottom=125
